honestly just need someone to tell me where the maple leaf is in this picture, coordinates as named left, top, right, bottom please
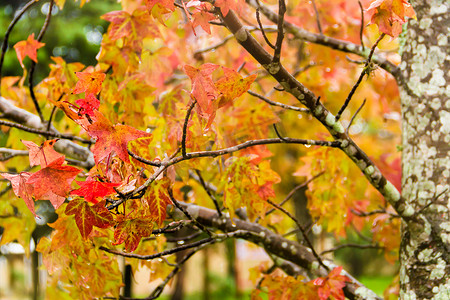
left=313, top=266, right=350, bottom=300
left=366, top=0, right=416, bottom=37
left=101, top=7, right=160, bottom=50
left=144, top=178, right=171, bottom=227
left=214, top=0, right=244, bottom=17
left=215, top=67, right=257, bottom=108
left=75, top=93, right=100, bottom=116
left=113, top=217, right=154, bottom=252
left=87, top=111, right=152, bottom=163
left=13, top=33, right=45, bottom=68
left=146, top=0, right=175, bottom=13
left=1, top=172, right=35, bottom=215
left=65, top=199, right=115, bottom=239
left=71, top=177, right=121, bottom=204
left=27, top=156, right=81, bottom=209
left=184, top=63, right=219, bottom=117
left=73, top=70, right=106, bottom=95
left=192, top=5, right=216, bottom=35
left=22, top=139, right=64, bottom=167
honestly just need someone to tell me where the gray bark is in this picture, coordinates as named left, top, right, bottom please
left=399, top=1, right=449, bottom=299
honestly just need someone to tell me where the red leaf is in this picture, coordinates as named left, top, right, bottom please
left=184, top=63, right=219, bottom=118
left=113, top=217, right=154, bottom=252
left=22, top=139, right=64, bottom=167
left=75, top=93, right=100, bottom=116
left=66, top=199, right=114, bottom=239
left=71, top=177, right=121, bottom=204
left=312, top=266, right=350, bottom=300
left=27, top=156, right=81, bottom=209
left=73, top=70, right=106, bottom=95
left=1, top=172, right=35, bottom=215
left=13, top=33, right=45, bottom=68
left=87, top=111, right=152, bottom=163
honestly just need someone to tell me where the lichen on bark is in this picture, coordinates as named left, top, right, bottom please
left=399, top=1, right=449, bottom=299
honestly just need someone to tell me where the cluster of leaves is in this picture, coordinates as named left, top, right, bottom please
left=0, top=0, right=416, bottom=298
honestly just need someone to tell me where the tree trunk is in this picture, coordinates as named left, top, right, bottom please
left=399, top=1, right=449, bottom=298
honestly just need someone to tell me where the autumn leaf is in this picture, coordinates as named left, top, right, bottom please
left=313, top=266, right=350, bottom=300
left=87, top=111, right=152, bottom=163
left=71, top=177, right=121, bottom=204
left=113, top=217, right=154, bottom=252
left=13, top=33, right=45, bottom=68
left=191, top=4, right=216, bottom=35
left=22, top=139, right=64, bottom=167
left=366, top=0, right=416, bottom=37
left=184, top=63, right=219, bottom=118
left=144, top=178, right=171, bottom=227
left=73, top=70, right=106, bottom=95
left=214, top=0, right=244, bottom=17
left=215, top=67, right=257, bottom=108
left=146, top=0, right=175, bottom=13
left=75, top=93, right=100, bottom=116
left=65, top=199, right=115, bottom=239
left=27, top=156, right=81, bottom=209
left=101, top=7, right=160, bottom=50
left=1, top=172, right=35, bottom=215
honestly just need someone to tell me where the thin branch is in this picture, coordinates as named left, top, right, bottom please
left=272, top=0, right=286, bottom=64
left=272, top=124, right=287, bottom=141
left=47, top=93, right=64, bottom=132
left=0, top=119, right=92, bottom=143
left=358, top=0, right=365, bottom=51
left=127, top=149, right=161, bottom=167
left=247, top=90, right=309, bottom=112
left=167, top=187, right=214, bottom=237
left=28, top=0, right=55, bottom=122
left=100, top=237, right=214, bottom=260
left=0, top=0, right=37, bottom=92
left=346, top=98, right=366, bottom=135
left=166, top=231, right=202, bottom=243
left=311, top=0, right=323, bottom=34
left=0, top=148, right=29, bottom=161
left=335, top=33, right=385, bottom=121
left=182, top=100, right=196, bottom=158
left=195, top=170, right=222, bottom=216
left=266, top=198, right=329, bottom=271
left=265, top=172, right=324, bottom=217
left=256, top=8, right=275, bottom=49
left=320, top=243, right=383, bottom=255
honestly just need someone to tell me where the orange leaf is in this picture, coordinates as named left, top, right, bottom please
left=87, top=111, right=152, bottom=163
left=22, top=139, right=64, bottom=167
left=13, top=33, right=45, bottom=68
left=215, top=67, right=257, bottom=108
left=27, top=156, right=81, bottom=209
left=192, top=5, right=216, bottom=35
left=1, top=172, right=35, bottom=215
left=73, top=70, right=106, bottom=95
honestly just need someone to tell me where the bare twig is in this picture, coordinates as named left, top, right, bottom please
left=311, top=0, right=323, bottom=34
left=256, top=8, right=275, bottom=49
left=0, top=0, right=37, bottom=92
left=266, top=198, right=329, bottom=271
left=195, top=170, right=222, bottom=216
left=320, top=243, right=383, bottom=255
left=182, top=100, right=196, bottom=157
left=0, top=119, right=92, bottom=143
left=335, top=33, right=385, bottom=121
left=346, top=98, right=366, bottom=135
left=127, top=149, right=161, bottom=167
left=46, top=93, right=64, bottom=132
left=247, top=90, right=309, bottom=112
left=272, top=0, right=286, bottom=64
left=358, top=1, right=365, bottom=51
left=28, top=0, right=55, bottom=122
